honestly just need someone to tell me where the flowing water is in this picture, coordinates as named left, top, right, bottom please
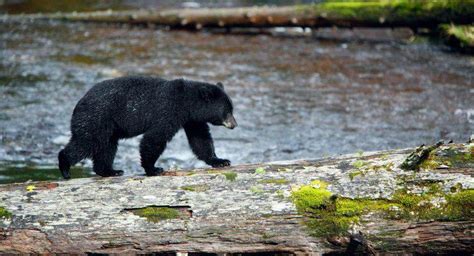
left=0, top=2, right=473, bottom=183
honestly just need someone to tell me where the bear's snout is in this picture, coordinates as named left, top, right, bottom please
left=223, top=114, right=237, bottom=129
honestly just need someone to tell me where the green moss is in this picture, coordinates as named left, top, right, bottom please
left=440, top=24, right=474, bottom=48
left=335, top=198, right=366, bottom=216
left=291, top=180, right=332, bottom=212
left=450, top=183, right=463, bottom=193
left=223, top=172, right=237, bottom=181
left=254, top=167, right=266, bottom=175
left=130, top=206, right=180, bottom=222
left=250, top=185, right=264, bottom=194
left=445, top=190, right=474, bottom=220
left=373, top=162, right=395, bottom=172
left=349, top=170, right=363, bottom=180
left=305, top=215, right=359, bottom=237
left=390, top=187, right=474, bottom=221
left=291, top=181, right=365, bottom=236
left=389, top=185, right=444, bottom=219
left=69, top=55, right=97, bottom=65
left=181, top=184, right=210, bottom=192
left=277, top=167, right=292, bottom=172
left=349, top=162, right=394, bottom=180
left=418, top=157, right=441, bottom=170
left=427, top=183, right=443, bottom=194
left=261, top=232, right=276, bottom=239
left=0, top=206, right=12, bottom=219
left=275, top=190, right=285, bottom=199
left=291, top=179, right=474, bottom=237
left=258, top=178, right=289, bottom=185
left=0, top=164, right=93, bottom=184
left=336, top=198, right=399, bottom=219
left=419, top=144, right=474, bottom=170
left=295, top=0, right=474, bottom=36
left=352, top=160, right=368, bottom=169
left=392, top=189, right=423, bottom=209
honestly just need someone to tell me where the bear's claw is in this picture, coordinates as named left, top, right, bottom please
left=97, top=169, right=124, bottom=177
left=145, top=167, right=164, bottom=176
left=61, top=170, right=71, bottom=180
left=109, top=170, right=124, bottom=176
left=209, top=158, right=231, bottom=168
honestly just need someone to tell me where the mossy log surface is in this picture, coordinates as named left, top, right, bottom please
left=0, top=143, right=473, bottom=255
left=2, top=1, right=473, bottom=29
left=440, top=24, right=474, bottom=53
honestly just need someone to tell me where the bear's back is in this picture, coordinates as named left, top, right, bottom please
left=78, top=76, right=167, bottom=105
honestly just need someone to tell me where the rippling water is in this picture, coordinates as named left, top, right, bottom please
left=0, top=18, right=473, bottom=182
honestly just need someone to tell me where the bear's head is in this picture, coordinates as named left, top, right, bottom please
left=192, top=82, right=237, bottom=129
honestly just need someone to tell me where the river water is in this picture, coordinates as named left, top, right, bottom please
left=0, top=5, right=473, bottom=183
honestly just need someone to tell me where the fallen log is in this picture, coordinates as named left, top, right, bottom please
left=2, top=1, right=473, bottom=29
left=0, top=143, right=473, bottom=254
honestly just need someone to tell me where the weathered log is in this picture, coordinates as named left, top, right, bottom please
left=0, top=143, right=473, bottom=255
left=2, top=1, right=473, bottom=29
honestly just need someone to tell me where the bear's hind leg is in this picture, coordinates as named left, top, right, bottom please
left=92, top=138, right=123, bottom=177
left=58, top=137, right=92, bottom=179
left=139, top=134, right=167, bottom=176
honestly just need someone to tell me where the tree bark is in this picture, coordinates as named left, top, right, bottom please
left=2, top=2, right=473, bottom=29
left=0, top=143, right=472, bottom=254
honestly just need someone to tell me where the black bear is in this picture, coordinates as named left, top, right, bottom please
left=58, top=76, right=237, bottom=179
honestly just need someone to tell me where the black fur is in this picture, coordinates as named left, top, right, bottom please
left=58, top=76, right=236, bottom=179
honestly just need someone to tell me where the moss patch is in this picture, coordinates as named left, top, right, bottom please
left=223, top=172, right=237, bottom=181
left=352, top=159, right=368, bottom=169
left=250, top=185, right=265, bottom=194
left=445, top=190, right=474, bottom=220
left=259, top=178, right=289, bottom=185
left=181, top=184, right=210, bottom=192
left=129, top=206, right=181, bottom=222
left=297, top=0, right=473, bottom=27
left=254, top=167, right=266, bottom=175
left=440, top=24, right=474, bottom=51
left=0, top=164, right=93, bottom=184
left=275, top=190, right=285, bottom=199
left=348, top=170, right=363, bottom=180
left=291, top=180, right=474, bottom=237
left=0, top=206, right=12, bottom=219
left=291, top=180, right=332, bottom=212
left=349, top=161, right=394, bottom=180
left=419, top=144, right=474, bottom=170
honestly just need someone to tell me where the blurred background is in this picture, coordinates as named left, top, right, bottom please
left=0, top=0, right=473, bottom=183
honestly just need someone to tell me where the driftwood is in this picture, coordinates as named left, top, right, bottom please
left=2, top=2, right=473, bottom=29
left=0, top=143, right=473, bottom=255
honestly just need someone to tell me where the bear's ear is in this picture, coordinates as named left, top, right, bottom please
left=216, top=82, right=224, bottom=89
left=199, top=86, right=215, bottom=102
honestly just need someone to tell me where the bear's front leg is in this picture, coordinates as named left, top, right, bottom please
left=139, top=134, right=167, bottom=176
left=184, top=121, right=231, bottom=168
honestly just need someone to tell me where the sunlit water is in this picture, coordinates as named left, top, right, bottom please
left=0, top=19, right=473, bottom=183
